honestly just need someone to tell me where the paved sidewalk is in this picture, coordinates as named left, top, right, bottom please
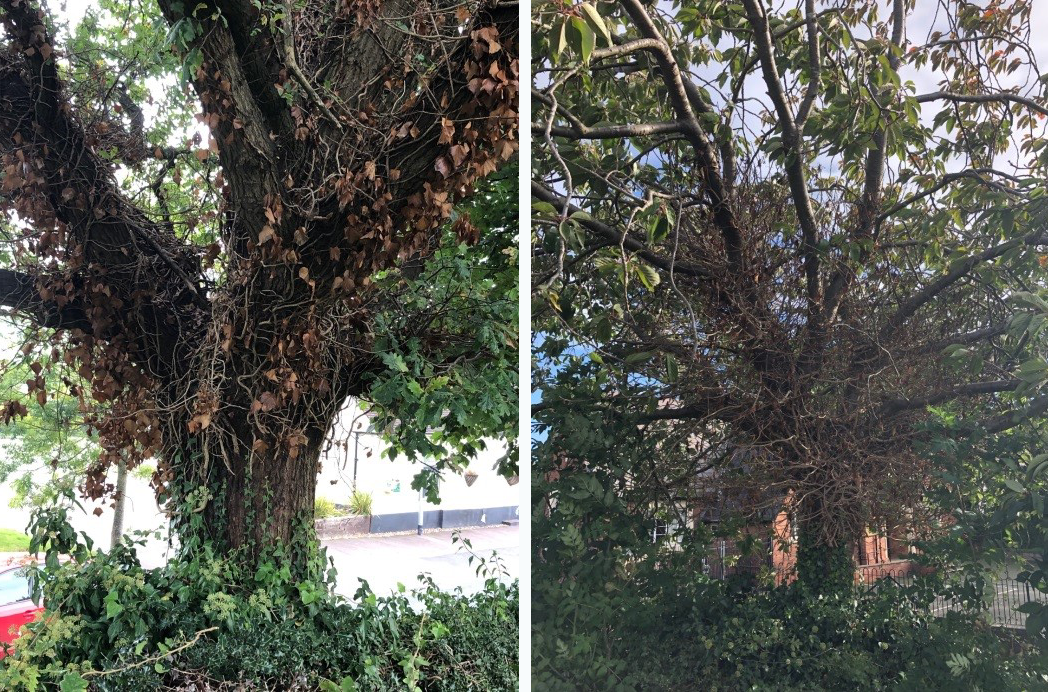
left=322, top=524, right=518, bottom=599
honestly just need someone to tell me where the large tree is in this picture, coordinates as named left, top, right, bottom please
left=533, top=0, right=1048, bottom=587
left=0, top=0, right=518, bottom=572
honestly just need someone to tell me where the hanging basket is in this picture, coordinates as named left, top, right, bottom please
left=506, top=475, right=519, bottom=486
left=464, top=470, right=478, bottom=487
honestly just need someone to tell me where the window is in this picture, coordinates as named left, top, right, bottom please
left=653, top=518, right=669, bottom=542
left=0, top=569, right=30, bottom=607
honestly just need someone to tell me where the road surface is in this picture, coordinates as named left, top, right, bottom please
left=322, top=524, right=519, bottom=599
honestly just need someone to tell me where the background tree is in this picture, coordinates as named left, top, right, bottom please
left=0, top=357, right=95, bottom=510
left=0, top=0, right=518, bottom=575
left=533, top=0, right=1048, bottom=588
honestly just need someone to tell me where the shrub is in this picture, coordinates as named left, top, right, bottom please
left=0, top=506, right=518, bottom=690
left=314, top=497, right=341, bottom=519
left=532, top=446, right=1048, bottom=692
left=348, top=490, right=373, bottom=517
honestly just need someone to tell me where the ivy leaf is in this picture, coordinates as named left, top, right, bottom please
left=104, top=589, right=124, bottom=619
left=59, top=673, right=89, bottom=692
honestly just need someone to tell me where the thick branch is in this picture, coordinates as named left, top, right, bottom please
left=533, top=120, right=685, bottom=139
left=880, top=379, right=1020, bottom=415
left=615, top=0, right=744, bottom=269
left=882, top=231, right=1048, bottom=340
left=742, top=0, right=821, bottom=308
left=820, top=0, right=904, bottom=323
left=981, top=394, right=1048, bottom=435
left=0, top=268, right=88, bottom=330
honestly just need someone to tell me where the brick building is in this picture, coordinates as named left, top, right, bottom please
left=692, top=480, right=921, bottom=585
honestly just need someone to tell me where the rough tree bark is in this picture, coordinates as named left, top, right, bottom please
left=0, top=0, right=518, bottom=573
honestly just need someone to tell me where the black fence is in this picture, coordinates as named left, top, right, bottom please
left=702, top=560, right=1048, bottom=630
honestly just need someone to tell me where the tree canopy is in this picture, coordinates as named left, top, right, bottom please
left=533, top=0, right=1048, bottom=577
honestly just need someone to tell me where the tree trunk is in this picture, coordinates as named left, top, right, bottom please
left=164, top=426, right=326, bottom=578
left=794, top=496, right=857, bottom=592
left=796, top=526, right=855, bottom=593
left=110, top=458, right=127, bottom=549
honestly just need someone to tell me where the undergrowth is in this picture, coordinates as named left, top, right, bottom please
left=0, top=505, right=518, bottom=691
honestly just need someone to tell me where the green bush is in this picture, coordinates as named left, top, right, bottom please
left=0, top=506, right=518, bottom=690
left=532, top=426, right=1048, bottom=692
left=535, top=554, right=1048, bottom=691
left=349, top=490, right=373, bottom=517
left=314, top=496, right=341, bottom=519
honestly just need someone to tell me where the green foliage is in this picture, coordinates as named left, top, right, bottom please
left=533, top=404, right=1048, bottom=689
left=368, top=164, right=519, bottom=502
left=314, top=497, right=342, bottom=520
left=534, top=474, right=1048, bottom=690
left=919, top=405, right=1048, bottom=642
left=348, top=490, right=373, bottom=517
left=60, top=0, right=221, bottom=246
left=0, top=362, right=96, bottom=510
left=0, top=507, right=518, bottom=690
left=577, top=584, right=1048, bottom=692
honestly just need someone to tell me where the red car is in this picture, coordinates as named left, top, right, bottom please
left=0, top=565, right=42, bottom=655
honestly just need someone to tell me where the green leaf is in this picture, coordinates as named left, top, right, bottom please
left=625, top=351, right=656, bottom=364
left=579, top=3, right=612, bottom=46
left=649, top=208, right=674, bottom=245
left=1004, top=477, right=1026, bottom=494
left=570, top=18, right=596, bottom=64
left=104, top=589, right=124, bottom=619
left=552, top=19, right=567, bottom=62
left=383, top=353, right=410, bottom=373
left=533, top=201, right=558, bottom=218
left=665, top=354, right=679, bottom=383
left=59, top=673, right=89, bottom=692
left=634, top=262, right=660, bottom=290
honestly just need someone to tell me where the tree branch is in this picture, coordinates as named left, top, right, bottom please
left=615, top=0, right=744, bottom=269
left=0, top=269, right=88, bottom=330
left=532, top=181, right=710, bottom=279
left=532, top=121, right=686, bottom=139
left=980, top=394, right=1048, bottom=435
left=881, top=231, right=1048, bottom=340
left=880, top=379, right=1020, bottom=415
left=916, top=90, right=1048, bottom=119
left=743, top=0, right=821, bottom=311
